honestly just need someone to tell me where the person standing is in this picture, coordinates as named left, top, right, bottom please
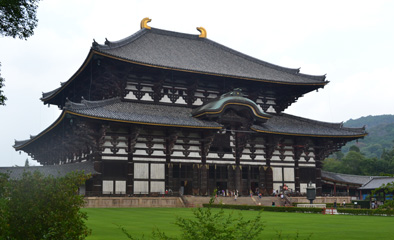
left=343, top=200, right=346, bottom=208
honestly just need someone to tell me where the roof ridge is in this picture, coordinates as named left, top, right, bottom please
left=65, top=97, right=121, bottom=110
left=92, top=28, right=148, bottom=50
left=94, top=27, right=326, bottom=81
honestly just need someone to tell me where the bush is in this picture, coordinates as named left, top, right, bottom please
left=0, top=171, right=91, bottom=239
left=121, top=191, right=265, bottom=240
left=338, top=208, right=394, bottom=216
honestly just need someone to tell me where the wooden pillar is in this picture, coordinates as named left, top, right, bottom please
left=292, top=141, right=305, bottom=194
left=200, top=164, right=208, bottom=195
left=168, top=163, right=174, bottom=192
left=192, top=164, right=199, bottom=195
left=264, top=139, right=276, bottom=195
left=315, top=160, right=323, bottom=196
left=334, top=183, right=337, bottom=196
left=259, top=166, right=266, bottom=195
left=228, top=165, right=235, bottom=193
left=235, top=165, right=242, bottom=194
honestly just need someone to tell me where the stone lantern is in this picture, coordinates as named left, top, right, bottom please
left=306, top=181, right=316, bottom=204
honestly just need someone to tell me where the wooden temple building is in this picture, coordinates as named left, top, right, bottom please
left=14, top=18, right=367, bottom=197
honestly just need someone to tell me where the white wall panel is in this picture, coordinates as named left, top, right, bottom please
left=134, top=163, right=149, bottom=179
left=115, top=180, right=126, bottom=194
left=151, top=164, right=165, bottom=179
left=283, top=168, right=294, bottom=182
left=134, top=181, right=148, bottom=194
left=151, top=181, right=165, bottom=193
left=102, top=180, right=113, bottom=194
left=272, top=167, right=282, bottom=181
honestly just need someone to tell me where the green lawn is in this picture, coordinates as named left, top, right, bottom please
left=84, top=208, right=394, bottom=240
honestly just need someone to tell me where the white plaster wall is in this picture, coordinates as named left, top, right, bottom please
left=272, top=167, right=282, bottom=181
left=134, top=181, right=149, bottom=194
left=102, top=180, right=113, bottom=194
left=283, top=168, right=295, bottom=182
left=151, top=181, right=165, bottom=193
left=134, top=163, right=148, bottom=179
left=115, top=180, right=126, bottom=194
left=151, top=164, right=165, bottom=179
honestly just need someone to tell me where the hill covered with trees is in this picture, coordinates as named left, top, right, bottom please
left=323, top=114, right=394, bottom=176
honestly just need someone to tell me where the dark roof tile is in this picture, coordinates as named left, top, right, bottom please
left=93, top=28, right=326, bottom=84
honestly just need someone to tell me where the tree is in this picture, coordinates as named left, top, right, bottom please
left=371, top=181, right=394, bottom=209
left=0, top=0, right=41, bottom=105
left=349, top=145, right=360, bottom=153
left=0, top=0, right=41, bottom=39
left=0, top=171, right=91, bottom=239
left=0, top=63, right=6, bottom=106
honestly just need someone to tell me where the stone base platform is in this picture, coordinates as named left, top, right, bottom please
left=84, top=197, right=185, bottom=208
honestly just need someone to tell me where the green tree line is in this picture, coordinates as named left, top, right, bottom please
left=323, top=145, right=394, bottom=176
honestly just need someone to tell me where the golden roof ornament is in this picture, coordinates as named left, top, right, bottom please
left=140, top=17, right=152, bottom=30
left=197, top=27, right=207, bottom=38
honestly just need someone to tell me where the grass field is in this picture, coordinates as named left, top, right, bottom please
left=84, top=208, right=394, bottom=239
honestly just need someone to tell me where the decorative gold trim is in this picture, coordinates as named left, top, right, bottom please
left=251, top=126, right=368, bottom=138
left=140, top=17, right=152, bottom=30
left=193, top=102, right=270, bottom=119
left=197, top=27, right=207, bottom=38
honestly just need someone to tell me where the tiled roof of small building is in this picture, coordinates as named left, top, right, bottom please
left=252, top=114, right=366, bottom=137
left=322, top=171, right=374, bottom=185
left=92, top=27, right=327, bottom=85
left=359, top=177, right=394, bottom=190
left=0, top=161, right=97, bottom=179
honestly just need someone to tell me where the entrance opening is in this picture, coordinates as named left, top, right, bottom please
left=180, top=181, right=193, bottom=195
left=216, top=181, right=228, bottom=196
left=251, top=182, right=259, bottom=195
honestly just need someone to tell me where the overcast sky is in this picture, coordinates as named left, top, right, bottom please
left=1, top=0, right=393, bottom=167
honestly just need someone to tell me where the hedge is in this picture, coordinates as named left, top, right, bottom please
left=337, top=208, right=394, bottom=216
left=203, top=204, right=323, bottom=214
left=203, top=204, right=394, bottom=216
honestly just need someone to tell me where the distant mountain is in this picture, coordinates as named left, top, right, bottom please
left=341, top=114, right=394, bottom=158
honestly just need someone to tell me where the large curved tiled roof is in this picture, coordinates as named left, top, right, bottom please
left=92, top=28, right=327, bottom=85
left=15, top=97, right=366, bottom=151
left=252, top=114, right=366, bottom=137
left=65, top=98, right=222, bottom=129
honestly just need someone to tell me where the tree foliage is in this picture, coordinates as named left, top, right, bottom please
left=0, top=63, right=6, bottom=106
left=0, top=0, right=41, bottom=39
left=324, top=145, right=394, bottom=176
left=0, top=171, right=91, bottom=239
left=168, top=198, right=264, bottom=240
left=371, top=182, right=394, bottom=209
left=121, top=191, right=265, bottom=240
left=341, top=115, right=394, bottom=158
